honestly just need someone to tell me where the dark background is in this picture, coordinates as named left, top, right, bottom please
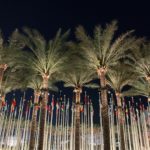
left=0, top=0, right=149, bottom=123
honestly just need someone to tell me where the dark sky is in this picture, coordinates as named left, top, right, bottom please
left=0, top=0, right=150, bottom=39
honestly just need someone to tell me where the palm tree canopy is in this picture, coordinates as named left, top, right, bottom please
left=135, top=56, right=150, bottom=81
left=123, top=78, right=150, bottom=97
left=18, top=28, right=70, bottom=79
left=0, top=69, right=26, bottom=96
left=106, top=64, right=139, bottom=93
left=61, top=68, right=99, bottom=89
left=27, top=75, right=58, bottom=92
left=75, top=20, right=143, bottom=72
left=0, top=29, right=24, bottom=68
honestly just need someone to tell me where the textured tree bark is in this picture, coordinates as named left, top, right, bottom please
left=99, top=70, right=110, bottom=150
left=29, top=108, right=37, bottom=150
left=116, top=94, right=125, bottom=150
left=38, top=76, right=49, bottom=150
left=29, top=92, right=39, bottom=150
left=0, top=64, right=7, bottom=111
left=74, top=89, right=81, bottom=150
left=0, top=64, right=7, bottom=84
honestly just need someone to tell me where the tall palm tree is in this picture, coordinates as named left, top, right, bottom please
left=61, top=68, right=98, bottom=150
left=106, top=65, right=139, bottom=150
left=123, top=78, right=150, bottom=101
left=26, top=75, right=58, bottom=150
left=18, top=28, right=70, bottom=150
left=127, top=43, right=150, bottom=82
left=75, top=20, right=142, bottom=149
left=0, top=70, right=20, bottom=110
left=0, top=29, right=24, bottom=105
left=135, top=56, right=150, bottom=83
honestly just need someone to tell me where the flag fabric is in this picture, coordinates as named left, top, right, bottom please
left=90, top=104, right=94, bottom=113
left=11, top=99, right=16, bottom=112
left=51, top=98, right=55, bottom=108
left=80, top=105, right=84, bottom=112
left=56, top=102, right=59, bottom=114
left=61, top=104, right=65, bottom=112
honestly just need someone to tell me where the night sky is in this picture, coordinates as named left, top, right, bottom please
left=0, top=0, right=149, bottom=38
left=0, top=0, right=150, bottom=122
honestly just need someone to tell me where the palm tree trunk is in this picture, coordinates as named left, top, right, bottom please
left=99, top=71, right=110, bottom=150
left=116, top=94, right=125, bottom=150
left=0, top=64, right=7, bottom=110
left=38, top=77, right=49, bottom=150
left=29, top=92, right=39, bottom=150
left=29, top=108, right=37, bottom=150
left=75, top=89, right=81, bottom=150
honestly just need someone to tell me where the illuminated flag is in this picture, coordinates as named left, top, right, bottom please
left=11, top=99, right=16, bottom=112
left=61, top=104, right=64, bottom=112
left=80, top=105, right=84, bottom=112
left=51, top=97, right=55, bottom=108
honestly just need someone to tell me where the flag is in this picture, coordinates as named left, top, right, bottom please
left=2, top=101, right=6, bottom=107
left=56, top=102, right=59, bottom=114
left=80, top=105, right=84, bottom=112
left=12, top=99, right=16, bottom=106
left=26, top=104, right=29, bottom=113
left=90, top=104, right=94, bottom=113
left=11, top=99, right=16, bottom=112
left=51, top=97, right=55, bottom=108
left=61, top=104, right=65, bottom=112
left=84, top=94, right=87, bottom=104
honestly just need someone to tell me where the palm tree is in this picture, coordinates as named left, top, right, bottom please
left=106, top=65, right=139, bottom=150
left=135, top=56, right=150, bottom=83
left=75, top=20, right=142, bottom=149
left=127, top=43, right=150, bottom=82
left=26, top=75, right=58, bottom=150
left=61, top=68, right=98, bottom=150
left=18, top=28, right=70, bottom=150
left=123, top=78, right=150, bottom=101
left=0, top=29, right=24, bottom=106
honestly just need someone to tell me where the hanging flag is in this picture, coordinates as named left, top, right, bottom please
left=84, top=94, right=87, bottom=104
left=56, top=102, right=59, bottom=114
left=30, top=100, right=34, bottom=108
left=90, top=103, right=94, bottom=113
left=11, top=99, right=16, bottom=112
left=51, top=97, right=55, bottom=108
left=12, top=99, right=16, bottom=106
left=2, top=100, right=6, bottom=107
left=60, top=96, right=63, bottom=101
left=61, top=104, right=65, bottom=112
left=48, top=105, right=51, bottom=113
left=80, top=105, right=84, bottom=112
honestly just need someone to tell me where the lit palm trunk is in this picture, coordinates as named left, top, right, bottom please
left=38, top=75, right=49, bottom=150
left=98, top=68, right=110, bottom=150
left=29, top=92, right=40, bottom=150
left=74, top=88, right=81, bottom=150
left=116, top=93, right=125, bottom=150
left=0, top=64, right=7, bottom=110
left=0, top=64, right=7, bottom=84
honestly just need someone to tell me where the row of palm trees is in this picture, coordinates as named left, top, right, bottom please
left=0, top=20, right=149, bottom=150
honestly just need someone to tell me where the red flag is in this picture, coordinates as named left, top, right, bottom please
left=2, top=101, right=6, bottom=107
left=11, top=99, right=16, bottom=112
left=80, top=105, right=84, bottom=112
left=12, top=99, right=16, bottom=107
